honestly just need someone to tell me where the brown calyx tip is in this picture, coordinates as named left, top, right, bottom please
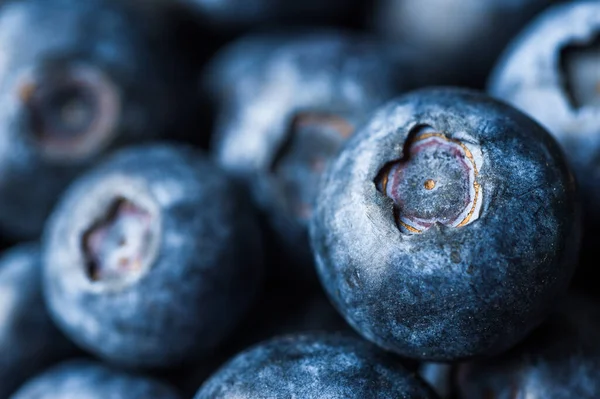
left=424, top=179, right=436, bottom=190
left=294, top=112, right=355, bottom=138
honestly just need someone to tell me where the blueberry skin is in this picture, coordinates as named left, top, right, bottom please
left=0, top=244, right=74, bottom=399
left=0, top=0, right=191, bottom=239
left=209, top=32, right=416, bottom=274
left=42, top=144, right=263, bottom=369
left=375, top=0, right=553, bottom=87
left=310, top=88, right=580, bottom=361
left=457, top=295, right=600, bottom=398
left=195, top=333, right=439, bottom=398
left=489, top=1, right=600, bottom=220
left=10, top=360, right=181, bottom=399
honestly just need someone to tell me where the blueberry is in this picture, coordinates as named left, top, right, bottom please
left=42, top=144, right=263, bottom=369
left=310, top=88, right=581, bottom=361
left=10, top=360, right=181, bottom=399
left=0, top=0, right=193, bottom=239
left=374, top=0, right=553, bottom=87
left=194, top=333, right=439, bottom=398
left=208, top=32, right=416, bottom=275
left=0, top=243, right=74, bottom=399
left=457, top=295, right=600, bottom=398
left=489, top=0, right=600, bottom=220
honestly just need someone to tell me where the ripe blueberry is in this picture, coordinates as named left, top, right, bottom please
left=310, top=88, right=581, bottom=361
left=10, top=360, right=182, bottom=399
left=194, top=333, right=439, bottom=398
left=42, top=144, right=263, bottom=369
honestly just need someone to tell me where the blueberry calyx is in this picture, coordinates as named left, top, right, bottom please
left=19, top=62, right=121, bottom=161
left=376, top=125, right=483, bottom=234
left=270, top=112, right=354, bottom=223
left=560, top=34, right=600, bottom=110
left=82, top=197, right=155, bottom=284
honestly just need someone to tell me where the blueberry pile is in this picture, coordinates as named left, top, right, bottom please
left=0, top=0, right=597, bottom=398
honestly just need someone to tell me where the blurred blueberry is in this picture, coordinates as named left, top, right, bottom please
left=0, top=244, right=75, bottom=399
left=42, top=144, right=263, bottom=369
left=0, top=0, right=196, bottom=239
left=374, top=0, right=554, bottom=87
left=10, top=360, right=181, bottom=399
left=457, top=295, right=600, bottom=398
left=489, top=0, right=600, bottom=221
left=310, top=88, right=581, bottom=361
left=207, top=31, right=418, bottom=278
left=194, top=333, right=439, bottom=398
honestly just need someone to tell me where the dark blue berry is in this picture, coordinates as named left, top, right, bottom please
left=310, top=87, right=581, bottom=361
left=194, top=333, right=439, bottom=398
left=10, top=360, right=181, bottom=399
left=42, top=144, right=264, bottom=369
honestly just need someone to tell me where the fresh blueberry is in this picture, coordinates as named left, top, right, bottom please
left=489, top=0, right=600, bottom=220
left=194, top=333, right=439, bottom=398
left=208, top=31, right=417, bottom=276
left=310, top=88, right=581, bottom=361
left=42, top=144, right=263, bottom=369
left=0, top=0, right=194, bottom=239
left=457, top=295, right=600, bottom=398
left=0, top=243, right=75, bottom=399
left=10, top=360, right=181, bottom=399
left=374, top=0, right=553, bottom=87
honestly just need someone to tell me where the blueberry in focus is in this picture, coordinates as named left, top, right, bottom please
left=10, top=360, right=181, bottom=399
left=42, top=144, right=263, bottom=369
left=0, top=0, right=193, bottom=239
left=489, top=0, right=600, bottom=220
left=194, top=333, right=439, bottom=398
left=310, top=88, right=581, bottom=361
left=457, top=295, right=600, bottom=398
left=0, top=244, right=74, bottom=399
left=208, top=31, right=416, bottom=275
left=374, top=0, right=553, bottom=87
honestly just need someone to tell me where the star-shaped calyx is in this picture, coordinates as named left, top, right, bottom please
left=376, top=125, right=483, bottom=234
